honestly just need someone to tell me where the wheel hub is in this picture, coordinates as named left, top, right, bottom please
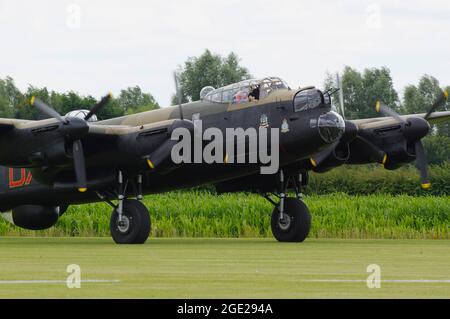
left=278, top=214, right=292, bottom=231
left=117, top=215, right=131, bottom=233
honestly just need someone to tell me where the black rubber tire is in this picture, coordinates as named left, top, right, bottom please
left=110, top=200, right=151, bottom=244
left=271, top=198, right=311, bottom=242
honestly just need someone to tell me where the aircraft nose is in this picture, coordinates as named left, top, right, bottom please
left=317, top=111, right=345, bottom=144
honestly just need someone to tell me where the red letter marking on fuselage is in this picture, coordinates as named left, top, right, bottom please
left=8, top=168, right=33, bottom=188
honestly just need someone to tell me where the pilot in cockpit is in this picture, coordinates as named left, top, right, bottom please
left=248, top=84, right=260, bottom=101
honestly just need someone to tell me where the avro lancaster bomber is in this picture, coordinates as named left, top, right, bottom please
left=0, top=76, right=448, bottom=244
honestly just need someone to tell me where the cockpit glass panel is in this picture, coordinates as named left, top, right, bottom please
left=210, top=89, right=222, bottom=103
left=203, top=77, right=289, bottom=104
left=294, top=89, right=323, bottom=112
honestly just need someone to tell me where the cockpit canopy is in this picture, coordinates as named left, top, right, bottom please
left=201, top=77, right=290, bottom=104
left=293, top=87, right=331, bottom=112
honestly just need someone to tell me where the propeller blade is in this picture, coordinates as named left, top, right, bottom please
left=414, top=140, right=431, bottom=190
left=72, top=140, right=87, bottom=192
left=424, top=90, right=448, bottom=120
left=375, top=101, right=406, bottom=124
left=85, top=92, right=112, bottom=121
left=30, top=97, right=66, bottom=123
left=146, top=139, right=178, bottom=170
left=310, top=142, right=339, bottom=167
left=355, top=136, right=387, bottom=164
left=173, top=72, right=184, bottom=120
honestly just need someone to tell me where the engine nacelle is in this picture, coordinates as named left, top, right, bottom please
left=1, top=205, right=60, bottom=230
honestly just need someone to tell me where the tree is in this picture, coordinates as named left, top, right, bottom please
left=361, top=67, right=399, bottom=117
left=117, top=86, right=159, bottom=114
left=327, top=66, right=399, bottom=119
left=403, top=75, right=449, bottom=137
left=403, top=75, right=442, bottom=114
left=176, top=50, right=251, bottom=103
left=423, top=135, right=450, bottom=165
left=0, top=76, right=20, bottom=118
left=340, top=66, right=365, bottom=119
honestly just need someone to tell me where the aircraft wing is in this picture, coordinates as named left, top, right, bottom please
left=352, top=111, right=450, bottom=129
left=0, top=118, right=31, bottom=134
left=87, top=119, right=176, bottom=136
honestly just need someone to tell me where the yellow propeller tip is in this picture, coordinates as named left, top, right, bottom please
left=147, top=159, right=154, bottom=169
left=310, top=158, right=317, bottom=168
left=108, top=92, right=113, bottom=98
left=30, top=96, right=35, bottom=106
left=375, top=101, right=381, bottom=113
left=382, top=154, right=388, bottom=165
left=421, top=183, right=431, bottom=190
left=224, top=153, right=229, bottom=164
left=444, top=90, right=449, bottom=100
left=78, top=188, right=87, bottom=193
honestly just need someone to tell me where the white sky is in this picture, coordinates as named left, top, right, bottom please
left=0, top=0, right=449, bottom=106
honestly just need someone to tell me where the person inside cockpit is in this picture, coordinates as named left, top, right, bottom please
left=248, top=84, right=260, bottom=101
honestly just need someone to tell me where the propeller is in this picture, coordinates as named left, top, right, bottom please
left=173, top=72, right=184, bottom=120
left=354, top=136, right=387, bottom=165
left=144, top=72, right=194, bottom=171
left=145, top=119, right=195, bottom=171
left=424, top=90, right=448, bottom=120
left=30, top=96, right=67, bottom=124
left=310, top=142, right=338, bottom=168
left=146, top=139, right=178, bottom=170
left=375, top=89, right=448, bottom=189
left=30, top=93, right=112, bottom=192
left=85, top=92, right=112, bottom=122
left=375, top=101, right=406, bottom=124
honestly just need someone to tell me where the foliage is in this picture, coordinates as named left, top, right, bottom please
left=306, top=163, right=450, bottom=196
left=0, top=76, right=159, bottom=120
left=325, top=66, right=399, bottom=119
left=403, top=75, right=449, bottom=137
left=117, top=86, right=159, bottom=114
left=176, top=50, right=251, bottom=102
left=423, top=135, right=450, bottom=165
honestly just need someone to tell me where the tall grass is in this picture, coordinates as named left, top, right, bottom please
left=1, top=192, right=448, bottom=239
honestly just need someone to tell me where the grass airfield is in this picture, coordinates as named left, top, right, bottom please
left=0, top=237, right=449, bottom=298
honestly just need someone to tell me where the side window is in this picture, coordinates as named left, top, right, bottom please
left=294, top=89, right=323, bottom=112
left=294, top=91, right=309, bottom=112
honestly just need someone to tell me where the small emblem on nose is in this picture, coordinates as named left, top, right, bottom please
left=259, top=114, right=269, bottom=128
left=281, top=118, right=289, bottom=133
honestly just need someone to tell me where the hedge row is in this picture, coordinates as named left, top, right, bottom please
left=305, top=162, right=450, bottom=196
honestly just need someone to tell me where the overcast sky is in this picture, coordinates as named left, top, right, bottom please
left=0, top=0, right=449, bottom=106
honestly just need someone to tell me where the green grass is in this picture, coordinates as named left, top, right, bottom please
left=0, top=238, right=449, bottom=298
left=1, top=193, right=449, bottom=239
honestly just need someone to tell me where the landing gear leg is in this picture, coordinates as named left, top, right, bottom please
left=264, top=171, right=311, bottom=243
left=117, top=170, right=125, bottom=222
left=97, top=171, right=151, bottom=244
left=136, top=174, right=143, bottom=201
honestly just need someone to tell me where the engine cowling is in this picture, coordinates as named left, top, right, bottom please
left=1, top=205, right=60, bottom=230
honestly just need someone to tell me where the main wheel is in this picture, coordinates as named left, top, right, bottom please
left=271, top=198, right=311, bottom=242
left=110, top=199, right=151, bottom=244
